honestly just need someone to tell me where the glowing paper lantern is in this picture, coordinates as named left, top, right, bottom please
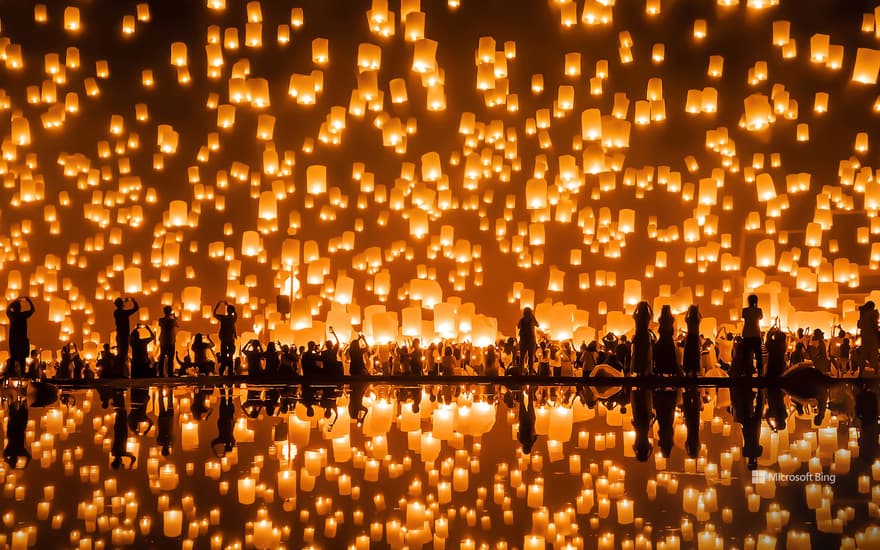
left=853, top=48, right=880, bottom=84
left=307, top=165, right=327, bottom=195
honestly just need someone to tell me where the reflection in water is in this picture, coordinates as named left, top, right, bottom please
left=0, top=379, right=879, bottom=548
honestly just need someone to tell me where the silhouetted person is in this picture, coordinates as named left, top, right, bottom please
left=732, top=385, right=764, bottom=470
left=157, top=387, right=174, bottom=456
left=856, top=385, right=879, bottom=463
left=67, top=343, right=86, bottom=379
left=631, top=386, right=654, bottom=461
left=242, top=339, right=265, bottom=377
left=56, top=344, right=73, bottom=379
left=25, top=349, right=41, bottom=379
left=517, top=307, right=539, bottom=374
left=128, top=388, right=154, bottom=436
left=6, top=297, right=35, bottom=377
left=264, top=341, right=281, bottom=376
left=113, top=297, right=139, bottom=371
left=157, top=306, right=179, bottom=377
left=130, top=324, right=155, bottom=379
left=741, top=294, right=764, bottom=376
left=301, top=341, right=320, bottom=379
left=97, top=343, right=116, bottom=378
left=654, top=305, right=679, bottom=375
left=348, top=334, right=369, bottom=377
left=860, top=301, right=880, bottom=374
left=279, top=345, right=297, bottom=378
left=211, top=386, right=236, bottom=457
left=111, top=392, right=136, bottom=470
left=322, top=329, right=343, bottom=378
left=631, top=301, right=654, bottom=375
left=186, top=387, right=211, bottom=421
left=411, top=339, right=424, bottom=377
left=765, top=385, right=788, bottom=432
left=682, top=386, right=702, bottom=458
left=214, top=301, right=237, bottom=375
left=780, top=364, right=831, bottom=426
left=789, top=342, right=806, bottom=367
left=3, top=395, right=30, bottom=468
left=348, top=382, right=369, bottom=425
left=517, top=385, right=538, bottom=454
left=654, top=387, right=677, bottom=459
left=765, top=326, right=787, bottom=378
left=192, top=333, right=215, bottom=375
left=840, top=337, right=851, bottom=374
left=241, top=389, right=264, bottom=418
left=683, top=305, right=702, bottom=376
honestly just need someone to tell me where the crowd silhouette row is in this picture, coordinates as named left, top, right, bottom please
left=4, top=295, right=880, bottom=382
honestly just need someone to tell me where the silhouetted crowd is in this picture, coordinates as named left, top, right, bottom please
left=3, top=295, right=880, bottom=382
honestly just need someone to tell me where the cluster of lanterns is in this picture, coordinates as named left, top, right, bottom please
left=1, top=2, right=880, bottom=355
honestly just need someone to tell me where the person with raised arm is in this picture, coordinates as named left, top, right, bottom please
left=347, top=332, right=370, bottom=377
left=113, top=297, right=139, bottom=372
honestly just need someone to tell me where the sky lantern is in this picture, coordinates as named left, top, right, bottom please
left=744, top=94, right=774, bottom=130
left=63, top=6, right=80, bottom=31
left=846, top=48, right=878, bottom=83
left=412, top=39, right=438, bottom=73
left=307, top=165, right=327, bottom=195
left=312, top=38, right=329, bottom=64
left=810, top=33, right=830, bottom=63
left=170, top=42, right=188, bottom=67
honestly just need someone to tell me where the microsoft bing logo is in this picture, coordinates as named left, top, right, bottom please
left=752, top=470, right=836, bottom=484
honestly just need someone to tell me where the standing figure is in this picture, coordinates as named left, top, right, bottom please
left=348, top=333, right=370, bottom=377
left=211, top=386, right=236, bottom=457
left=113, top=297, right=139, bottom=372
left=97, top=343, right=119, bottom=378
left=631, top=301, right=654, bottom=376
left=731, top=384, right=764, bottom=470
left=157, top=387, right=174, bottom=456
left=682, top=386, right=702, bottom=458
left=653, top=305, right=679, bottom=375
left=740, top=294, right=764, bottom=375
left=322, top=328, right=342, bottom=378
left=6, top=297, right=35, bottom=377
left=157, top=306, right=179, bottom=377
left=631, top=386, right=654, bottom=462
left=264, top=342, right=281, bottom=377
left=214, top=301, right=238, bottom=376
left=110, top=391, right=136, bottom=470
left=3, top=392, right=30, bottom=468
left=300, top=341, right=320, bottom=379
left=517, top=385, right=538, bottom=455
left=130, top=324, right=155, bottom=379
left=858, top=301, right=880, bottom=374
left=683, top=305, right=703, bottom=376
left=517, top=307, right=539, bottom=375
left=410, top=339, right=424, bottom=377
left=242, top=339, right=265, bottom=377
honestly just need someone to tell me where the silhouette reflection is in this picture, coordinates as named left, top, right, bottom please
left=1, top=379, right=877, bottom=549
